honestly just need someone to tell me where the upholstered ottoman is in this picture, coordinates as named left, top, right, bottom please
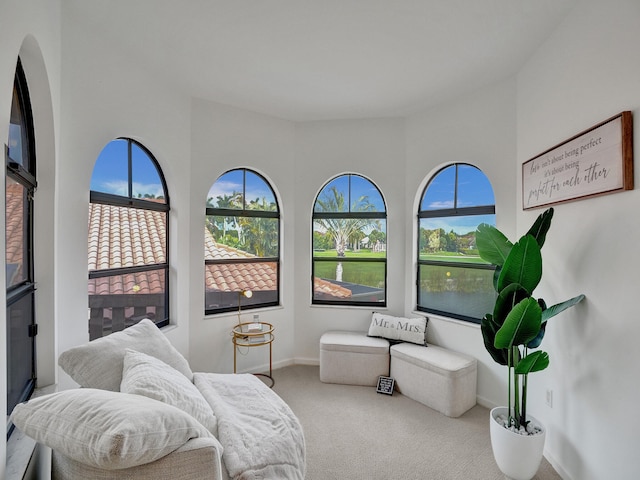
left=320, top=331, right=390, bottom=386
left=390, top=343, right=477, bottom=417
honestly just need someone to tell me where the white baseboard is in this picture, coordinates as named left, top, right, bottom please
left=543, top=448, right=572, bottom=480
left=292, top=357, right=319, bottom=366
left=235, top=357, right=320, bottom=375
left=475, top=394, right=498, bottom=410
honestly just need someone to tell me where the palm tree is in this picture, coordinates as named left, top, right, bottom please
left=315, top=186, right=379, bottom=257
left=207, top=192, right=242, bottom=240
left=238, top=197, right=278, bottom=257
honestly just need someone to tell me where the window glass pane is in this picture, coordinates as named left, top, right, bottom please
left=457, top=165, right=495, bottom=207
left=6, top=177, right=28, bottom=287
left=206, top=215, right=278, bottom=258
left=418, top=163, right=496, bottom=321
left=313, top=260, right=385, bottom=303
left=418, top=264, right=496, bottom=319
left=8, top=87, right=28, bottom=167
left=419, top=214, right=494, bottom=262
left=350, top=175, right=385, bottom=212
left=88, top=268, right=166, bottom=341
left=204, top=261, right=278, bottom=310
left=208, top=170, right=244, bottom=209
left=132, top=143, right=166, bottom=202
left=90, top=139, right=129, bottom=196
left=313, top=219, right=386, bottom=258
left=245, top=171, right=276, bottom=210
left=421, top=165, right=455, bottom=211
left=6, top=61, right=37, bottom=431
left=314, top=176, right=349, bottom=212
left=7, top=292, right=35, bottom=412
left=88, top=204, right=167, bottom=271
left=205, top=168, right=280, bottom=314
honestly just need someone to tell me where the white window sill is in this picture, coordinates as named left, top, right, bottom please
left=6, top=384, right=58, bottom=480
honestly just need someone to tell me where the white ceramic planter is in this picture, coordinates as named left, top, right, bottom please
left=489, top=407, right=546, bottom=480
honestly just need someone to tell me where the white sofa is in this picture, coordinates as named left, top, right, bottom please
left=10, top=320, right=306, bottom=480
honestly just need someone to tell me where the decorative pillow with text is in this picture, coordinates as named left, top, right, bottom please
left=367, top=312, right=428, bottom=345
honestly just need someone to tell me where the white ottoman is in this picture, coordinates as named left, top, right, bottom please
left=390, top=343, right=477, bottom=417
left=320, top=331, right=390, bottom=386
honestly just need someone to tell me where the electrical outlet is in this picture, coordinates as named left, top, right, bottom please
left=253, top=314, right=260, bottom=322
left=546, top=389, right=553, bottom=408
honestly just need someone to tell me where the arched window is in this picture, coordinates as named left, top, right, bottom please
left=312, top=174, right=387, bottom=306
left=6, top=58, right=38, bottom=424
left=88, top=138, right=170, bottom=340
left=417, top=163, right=496, bottom=322
left=205, top=168, right=280, bottom=314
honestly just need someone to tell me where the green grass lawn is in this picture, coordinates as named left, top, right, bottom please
left=419, top=252, right=487, bottom=264
left=313, top=249, right=486, bottom=264
left=313, top=249, right=386, bottom=259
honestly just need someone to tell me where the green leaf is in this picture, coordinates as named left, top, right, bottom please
left=541, top=294, right=585, bottom=322
left=481, top=314, right=508, bottom=365
left=495, top=297, right=542, bottom=349
left=475, top=223, right=512, bottom=267
left=493, top=283, right=529, bottom=326
left=498, top=235, right=542, bottom=294
left=515, top=350, right=549, bottom=374
left=526, top=208, right=554, bottom=248
left=526, top=321, right=547, bottom=349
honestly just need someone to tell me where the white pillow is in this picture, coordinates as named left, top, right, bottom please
left=9, top=388, right=220, bottom=470
left=368, top=312, right=428, bottom=345
left=121, top=349, right=217, bottom=434
left=59, top=319, right=193, bottom=391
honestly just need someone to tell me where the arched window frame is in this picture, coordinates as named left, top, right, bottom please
left=6, top=58, right=38, bottom=434
left=88, top=138, right=170, bottom=339
left=417, top=163, right=496, bottom=323
left=312, top=173, right=387, bottom=307
left=205, top=168, right=281, bottom=315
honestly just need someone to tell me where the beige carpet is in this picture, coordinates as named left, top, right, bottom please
left=271, top=364, right=562, bottom=480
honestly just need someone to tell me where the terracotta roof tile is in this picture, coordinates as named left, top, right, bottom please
left=314, top=277, right=352, bottom=298
left=88, top=203, right=167, bottom=295
left=6, top=182, right=24, bottom=271
left=87, top=204, right=350, bottom=300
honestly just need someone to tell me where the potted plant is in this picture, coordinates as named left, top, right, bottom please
left=475, top=207, right=584, bottom=480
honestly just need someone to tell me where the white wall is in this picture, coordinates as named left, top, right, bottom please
left=516, top=1, right=640, bottom=478
left=188, top=99, right=296, bottom=374
left=293, top=118, right=406, bottom=362
left=404, top=77, right=518, bottom=410
left=57, top=2, right=192, bottom=386
left=0, top=1, right=60, bottom=477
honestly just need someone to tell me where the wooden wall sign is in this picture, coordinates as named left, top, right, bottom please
left=522, top=111, right=633, bottom=210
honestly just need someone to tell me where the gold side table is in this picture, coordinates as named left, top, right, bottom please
left=232, top=321, right=274, bottom=388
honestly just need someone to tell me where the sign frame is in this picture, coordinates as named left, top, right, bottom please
left=522, top=111, right=633, bottom=210
left=376, top=375, right=395, bottom=395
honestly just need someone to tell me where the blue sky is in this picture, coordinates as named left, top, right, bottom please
left=208, top=169, right=276, bottom=207
left=316, top=174, right=386, bottom=212
left=91, top=139, right=165, bottom=198
left=90, top=149, right=492, bottom=236
left=420, top=165, right=495, bottom=234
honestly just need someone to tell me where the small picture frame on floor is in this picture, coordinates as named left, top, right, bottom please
left=376, top=376, right=395, bottom=395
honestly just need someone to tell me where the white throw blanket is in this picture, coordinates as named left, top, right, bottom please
left=194, top=373, right=306, bottom=480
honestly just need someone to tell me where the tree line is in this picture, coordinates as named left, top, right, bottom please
left=206, top=192, right=278, bottom=258
left=420, top=228, right=477, bottom=255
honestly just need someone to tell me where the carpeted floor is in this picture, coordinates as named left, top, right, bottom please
left=271, top=364, right=562, bottom=480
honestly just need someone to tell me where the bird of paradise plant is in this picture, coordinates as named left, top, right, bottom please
left=475, top=208, right=584, bottom=430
